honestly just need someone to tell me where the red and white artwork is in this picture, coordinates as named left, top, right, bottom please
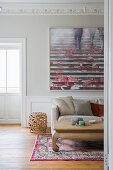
left=50, top=28, right=104, bottom=90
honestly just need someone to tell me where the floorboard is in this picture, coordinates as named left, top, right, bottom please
left=0, top=125, right=104, bottom=170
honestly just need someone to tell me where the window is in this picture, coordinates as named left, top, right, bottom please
left=0, top=44, right=21, bottom=93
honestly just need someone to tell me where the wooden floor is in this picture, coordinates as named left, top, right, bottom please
left=0, top=125, right=104, bottom=170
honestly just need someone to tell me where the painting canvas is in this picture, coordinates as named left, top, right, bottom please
left=50, top=28, right=104, bottom=90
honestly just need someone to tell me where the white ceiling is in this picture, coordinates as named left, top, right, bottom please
left=0, top=0, right=104, bottom=4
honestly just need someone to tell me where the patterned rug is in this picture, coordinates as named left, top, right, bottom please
left=30, top=134, right=104, bottom=161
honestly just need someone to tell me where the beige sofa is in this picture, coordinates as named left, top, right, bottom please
left=51, top=97, right=104, bottom=134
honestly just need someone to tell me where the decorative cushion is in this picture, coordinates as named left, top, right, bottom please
left=98, top=104, right=104, bottom=117
left=90, top=103, right=99, bottom=116
left=91, top=99, right=104, bottom=117
left=73, top=100, right=93, bottom=116
left=98, top=99, right=104, bottom=117
left=52, top=96, right=75, bottom=116
left=73, top=99, right=87, bottom=103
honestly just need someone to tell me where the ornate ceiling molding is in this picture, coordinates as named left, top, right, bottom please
left=0, top=0, right=104, bottom=4
left=0, top=4, right=104, bottom=15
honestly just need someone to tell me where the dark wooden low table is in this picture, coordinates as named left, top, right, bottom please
left=52, top=120, right=104, bottom=152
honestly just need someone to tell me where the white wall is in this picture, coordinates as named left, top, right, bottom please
left=0, top=15, right=104, bottom=97
left=0, top=15, right=104, bottom=126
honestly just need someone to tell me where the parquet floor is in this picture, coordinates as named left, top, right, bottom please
left=0, top=125, right=104, bottom=170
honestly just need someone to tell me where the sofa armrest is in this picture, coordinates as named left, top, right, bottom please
left=51, top=104, right=60, bottom=134
left=52, top=104, right=60, bottom=120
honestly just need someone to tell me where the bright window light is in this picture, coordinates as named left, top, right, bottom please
left=0, top=47, right=20, bottom=94
left=0, top=50, right=6, bottom=93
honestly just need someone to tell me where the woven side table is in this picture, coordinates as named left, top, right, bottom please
left=28, top=112, right=47, bottom=133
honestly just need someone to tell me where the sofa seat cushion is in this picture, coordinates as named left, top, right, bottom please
left=58, top=115, right=103, bottom=121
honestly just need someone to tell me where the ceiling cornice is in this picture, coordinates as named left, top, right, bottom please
left=0, top=3, right=104, bottom=15
left=0, top=0, right=104, bottom=5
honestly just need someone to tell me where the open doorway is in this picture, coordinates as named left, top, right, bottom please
left=0, top=38, right=26, bottom=125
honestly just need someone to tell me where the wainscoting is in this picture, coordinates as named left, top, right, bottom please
left=25, top=95, right=104, bottom=127
left=0, top=95, right=21, bottom=124
left=26, top=96, right=52, bottom=127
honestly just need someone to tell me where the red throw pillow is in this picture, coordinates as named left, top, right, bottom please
left=90, top=103, right=99, bottom=116
left=98, top=104, right=104, bottom=117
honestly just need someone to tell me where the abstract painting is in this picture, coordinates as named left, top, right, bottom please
left=50, top=28, right=104, bottom=90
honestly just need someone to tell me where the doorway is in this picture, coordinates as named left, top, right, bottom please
left=0, top=38, right=26, bottom=125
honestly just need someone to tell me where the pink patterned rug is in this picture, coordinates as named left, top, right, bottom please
left=30, top=134, right=104, bottom=161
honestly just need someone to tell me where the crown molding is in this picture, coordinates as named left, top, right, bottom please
left=0, top=0, right=104, bottom=4
left=0, top=4, right=104, bottom=15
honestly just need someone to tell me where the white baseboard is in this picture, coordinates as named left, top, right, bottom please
left=0, top=120, right=21, bottom=124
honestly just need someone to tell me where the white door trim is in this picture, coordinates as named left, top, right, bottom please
left=104, top=0, right=109, bottom=169
left=107, top=0, right=113, bottom=169
left=20, top=38, right=27, bottom=127
left=104, top=0, right=113, bottom=169
left=0, top=38, right=26, bottom=126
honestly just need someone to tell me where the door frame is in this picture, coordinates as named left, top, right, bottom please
left=19, top=38, right=27, bottom=127
left=104, top=0, right=109, bottom=169
left=0, top=38, right=26, bottom=126
left=104, top=0, right=113, bottom=169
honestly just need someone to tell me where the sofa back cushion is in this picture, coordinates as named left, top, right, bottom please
left=98, top=99, right=104, bottom=105
left=52, top=96, right=75, bottom=116
left=73, top=100, right=93, bottom=116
